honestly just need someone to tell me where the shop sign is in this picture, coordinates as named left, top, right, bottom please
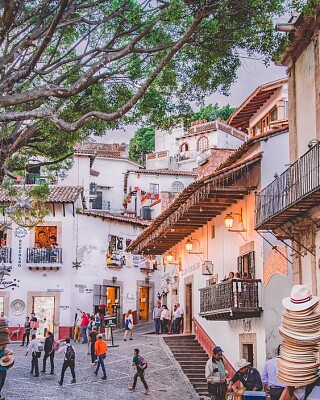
left=60, top=305, right=70, bottom=310
left=181, top=262, right=201, bottom=276
left=47, top=288, right=64, bottom=292
left=0, top=278, right=19, bottom=290
left=14, top=226, right=27, bottom=268
left=124, top=292, right=135, bottom=302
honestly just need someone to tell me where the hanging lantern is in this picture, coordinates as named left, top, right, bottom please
left=185, top=239, right=193, bottom=252
left=166, top=252, right=174, bottom=263
left=224, top=214, right=234, bottom=230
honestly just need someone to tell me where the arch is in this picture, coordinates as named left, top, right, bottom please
left=197, top=136, right=208, bottom=152
left=171, top=181, right=184, bottom=193
left=180, top=142, right=189, bottom=152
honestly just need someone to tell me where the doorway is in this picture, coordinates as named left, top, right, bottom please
left=239, top=333, right=257, bottom=367
left=139, top=286, right=149, bottom=321
left=185, top=283, right=193, bottom=333
left=33, top=296, right=55, bottom=337
left=106, top=286, right=120, bottom=325
left=242, top=343, right=254, bottom=366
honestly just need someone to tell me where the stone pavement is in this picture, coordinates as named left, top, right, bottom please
left=3, top=323, right=198, bottom=400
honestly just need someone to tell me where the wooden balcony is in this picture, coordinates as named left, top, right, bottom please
left=199, top=279, right=262, bottom=321
left=255, top=142, right=320, bottom=230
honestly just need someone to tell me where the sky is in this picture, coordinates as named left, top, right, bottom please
left=100, top=60, right=287, bottom=144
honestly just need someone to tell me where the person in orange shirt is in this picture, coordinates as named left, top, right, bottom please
left=94, top=334, right=107, bottom=380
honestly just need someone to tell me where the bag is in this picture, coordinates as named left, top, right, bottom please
left=34, top=351, right=41, bottom=359
left=137, top=355, right=148, bottom=370
left=53, top=340, right=60, bottom=351
left=128, top=321, right=133, bottom=330
left=38, top=344, right=44, bottom=352
left=208, top=383, right=221, bottom=396
left=65, top=345, right=75, bottom=361
left=100, top=353, right=106, bottom=359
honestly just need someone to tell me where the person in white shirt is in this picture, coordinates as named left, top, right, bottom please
left=160, top=305, right=170, bottom=334
left=25, top=334, right=41, bottom=377
left=173, top=303, right=184, bottom=334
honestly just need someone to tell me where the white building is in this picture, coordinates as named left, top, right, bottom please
left=0, top=186, right=160, bottom=340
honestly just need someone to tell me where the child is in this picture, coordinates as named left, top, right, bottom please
left=128, top=348, right=149, bottom=395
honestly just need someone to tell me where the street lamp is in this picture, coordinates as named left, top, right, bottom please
left=224, top=214, right=234, bottom=230
left=185, top=238, right=203, bottom=255
left=224, top=209, right=246, bottom=233
left=185, top=239, right=193, bottom=252
left=166, top=252, right=174, bottom=263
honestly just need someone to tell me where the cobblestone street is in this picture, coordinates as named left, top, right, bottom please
left=4, top=324, right=198, bottom=400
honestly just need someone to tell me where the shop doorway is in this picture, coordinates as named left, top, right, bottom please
left=32, top=296, right=55, bottom=337
left=185, top=283, right=193, bottom=333
left=106, top=286, right=120, bottom=325
left=139, top=286, right=149, bottom=321
left=242, top=343, right=254, bottom=366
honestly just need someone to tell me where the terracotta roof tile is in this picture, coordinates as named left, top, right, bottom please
left=126, top=169, right=197, bottom=176
left=77, top=209, right=151, bottom=227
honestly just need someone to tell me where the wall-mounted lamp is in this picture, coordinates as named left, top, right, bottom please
left=185, top=238, right=203, bottom=255
left=166, top=252, right=180, bottom=264
left=224, top=209, right=246, bottom=233
left=112, top=276, right=117, bottom=283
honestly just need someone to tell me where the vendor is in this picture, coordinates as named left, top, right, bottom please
left=228, top=359, right=263, bottom=392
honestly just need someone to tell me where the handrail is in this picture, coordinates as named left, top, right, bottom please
left=27, top=247, right=62, bottom=264
left=255, top=142, right=320, bottom=227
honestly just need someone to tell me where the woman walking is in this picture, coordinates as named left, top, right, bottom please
left=124, top=309, right=133, bottom=341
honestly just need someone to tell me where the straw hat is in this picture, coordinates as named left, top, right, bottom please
left=0, top=354, right=14, bottom=369
left=279, top=325, right=320, bottom=341
left=282, top=285, right=319, bottom=312
left=235, top=359, right=251, bottom=369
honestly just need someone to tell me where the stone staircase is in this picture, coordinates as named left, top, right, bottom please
left=164, top=334, right=209, bottom=397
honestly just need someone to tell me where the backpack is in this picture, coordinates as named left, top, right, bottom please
left=53, top=340, right=60, bottom=351
left=65, top=345, right=75, bottom=361
left=138, top=355, right=148, bottom=370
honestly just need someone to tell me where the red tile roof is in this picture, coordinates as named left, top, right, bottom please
left=77, top=209, right=151, bottom=228
left=126, top=169, right=197, bottom=176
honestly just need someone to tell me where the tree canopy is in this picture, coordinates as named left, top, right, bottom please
left=129, top=126, right=155, bottom=165
left=0, top=0, right=288, bottom=179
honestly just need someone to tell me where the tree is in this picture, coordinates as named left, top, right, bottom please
left=129, top=126, right=155, bottom=165
left=0, top=0, right=287, bottom=179
left=190, top=103, right=236, bottom=123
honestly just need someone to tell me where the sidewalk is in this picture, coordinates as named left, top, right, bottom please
left=3, top=323, right=197, bottom=399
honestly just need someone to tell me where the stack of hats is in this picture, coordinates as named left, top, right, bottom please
left=0, top=318, right=9, bottom=345
left=278, top=285, right=320, bottom=386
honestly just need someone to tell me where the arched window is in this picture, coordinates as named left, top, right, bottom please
left=197, top=137, right=208, bottom=152
left=180, top=143, right=189, bottom=152
left=171, top=181, right=184, bottom=193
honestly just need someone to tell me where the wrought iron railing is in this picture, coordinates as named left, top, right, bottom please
left=27, top=248, right=62, bottom=264
left=255, top=142, right=320, bottom=227
left=0, top=247, right=12, bottom=263
left=199, top=279, right=261, bottom=315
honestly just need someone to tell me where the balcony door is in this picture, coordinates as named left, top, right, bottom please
left=32, top=296, right=55, bottom=337
left=185, top=283, right=193, bottom=333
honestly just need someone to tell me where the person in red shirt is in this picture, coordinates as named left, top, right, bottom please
left=79, top=310, right=89, bottom=344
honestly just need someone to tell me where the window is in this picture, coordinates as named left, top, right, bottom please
left=180, top=143, right=189, bottom=152
left=171, top=181, right=184, bottom=193
left=237, top=251, right=255, bottom=278
left=149, top=183, right=159, bottom=195
left=197, top=137, right=208, bottom=152
left=35, top=226, right=58, bottom=247
left=252, top=101, right=288, bottom=136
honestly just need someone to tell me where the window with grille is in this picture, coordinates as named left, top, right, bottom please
left=171, top=181, right=184, bottom=192
left=149, top=183, right=159, bottom=195
left=198, top=137, right=208, bottom=152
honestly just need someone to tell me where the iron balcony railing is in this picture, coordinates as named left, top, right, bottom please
left=199, top=279, right=261, bottom=320
left=0, top=247, right=12, bottom=263
left=255, top=142, right=320, bottom=228
left=27, top=247, right=62, bottom=264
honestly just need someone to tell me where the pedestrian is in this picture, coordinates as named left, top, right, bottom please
left=94, top=313, right=101, bottom=332
left=153, top=302, right=162, bottom=335
left=261, top=345, right=285, bottom=400
left=30, top=313, right=38, bottom=336
left=173, top=303, right=184, bottom=334
left=42, top=317, right=48, bottom=337
left=128, top=348, right=149, bottom=395
left=205, top=346, right=228, bottom=400
left=57, top=338, right=76, bottom=386
left=160, top=305, right=170, bottom=334
left=169, top=304, right=177, bottom=334
left=41, top=331, right=55, bottom=375
left=20, top=317, right=31, bottom=347
left=124, top=309, right=133, bottom=341
left=0, top=342, right=13, bottom=399
left=25, top=334, right=41, bottom=377
left=89, top=326, right=98, bottom=364
left=94, top=334, right=107, bottom=380
left=227, top=359, right=263, bottom=392
left=73, top=314, right=82, bottom=343
left=79, top=310, right=89, bottom=344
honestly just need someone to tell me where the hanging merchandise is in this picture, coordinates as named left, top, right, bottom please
left=126, top=238, right=132, bottom=248
left=116, top=237, right=123, bottom=250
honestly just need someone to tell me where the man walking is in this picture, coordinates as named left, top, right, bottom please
left=88, top=326, right=98, bottom=364
left=128, top=348, right=149, bottom=395
left=73, top=314, right=82, bottom=343
left=20, top=317, right=31, bottom=347
left=94, top=334, right=107, bottom=380
left=42, top=331, right=54, bottom=375
left=261, top=346, right=285, bottom=400
left=205, top=346, right=228, bottom=400
left=79, top=311, right=89, bottom=344
left=152, top=302, right=162, bottom=335
left=57, top=338, right=76, bottom=386
left=25, top=334, right=41, bottom=377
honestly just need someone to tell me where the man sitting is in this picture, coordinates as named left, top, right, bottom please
left=227, top=359, right=263, bottom=392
